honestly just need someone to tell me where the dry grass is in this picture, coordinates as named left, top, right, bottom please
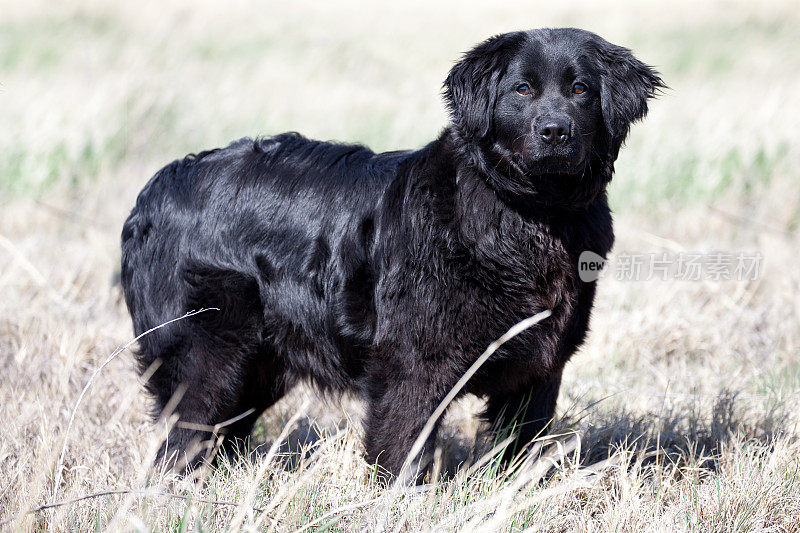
left=2, top=0, right=800, bottom=530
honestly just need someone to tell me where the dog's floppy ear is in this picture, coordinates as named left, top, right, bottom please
left=444, top=32, right=525, bottom=139
left=595, top=39, right=665, bottom=148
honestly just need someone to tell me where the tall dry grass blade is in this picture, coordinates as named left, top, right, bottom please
left=228, top=398, right=311, bottom=531
left=51, top=308, right=219, bottom=504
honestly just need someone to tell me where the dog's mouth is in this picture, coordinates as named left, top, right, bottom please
left=517, top=155, right=586, bottom=178
left=505, top=136, right=586, bottom=177
left=491, top=142, right=588, bottom=184
left=527, top=156, right=578, bottom=175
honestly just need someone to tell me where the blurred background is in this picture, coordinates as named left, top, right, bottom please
left=1, top=0, right=799, bottom=529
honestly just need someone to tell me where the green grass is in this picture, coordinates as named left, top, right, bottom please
left=0, top=11, right=118, bottom=70
left=0, top=131, right=129, bottom=195
left=610, top=142, right=792, bottom=211
left=2, top=2, right=797, bottom=203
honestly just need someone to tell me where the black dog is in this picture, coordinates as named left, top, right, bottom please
left=121, top=28, right=662, bottom=476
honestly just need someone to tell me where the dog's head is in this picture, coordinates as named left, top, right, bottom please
left=444, top=28, right=664, bottom=207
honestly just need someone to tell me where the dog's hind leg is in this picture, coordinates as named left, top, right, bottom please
left=142, top=263, right=282, bottom=471
left=152, top=345, right=290, bottom=470
left=216, top=346, right=293, bottom=456
left=149, top=342, right=253, bottom=471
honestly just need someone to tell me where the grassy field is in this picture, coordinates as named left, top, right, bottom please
left=2, top=0, right=800, bottom=530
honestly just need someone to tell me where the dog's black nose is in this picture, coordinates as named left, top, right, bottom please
left=537, top=118, right=570, bottom=145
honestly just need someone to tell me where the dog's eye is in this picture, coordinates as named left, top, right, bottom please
left=516, top=84, right=532, bottom=96
left=572, top=82, right=587, bottom=95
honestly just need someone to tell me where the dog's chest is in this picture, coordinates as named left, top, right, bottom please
left=446, top=208, right=606, bottom=372
left=468, top=214, right=579, bottom=309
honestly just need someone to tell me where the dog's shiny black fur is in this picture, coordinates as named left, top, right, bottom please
left=121, top=28, right=662, bottom=476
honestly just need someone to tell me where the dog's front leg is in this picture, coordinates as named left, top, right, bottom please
left=362, top=354, right=455, bottom=483
left=484, top=369, right=563, bottom=464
